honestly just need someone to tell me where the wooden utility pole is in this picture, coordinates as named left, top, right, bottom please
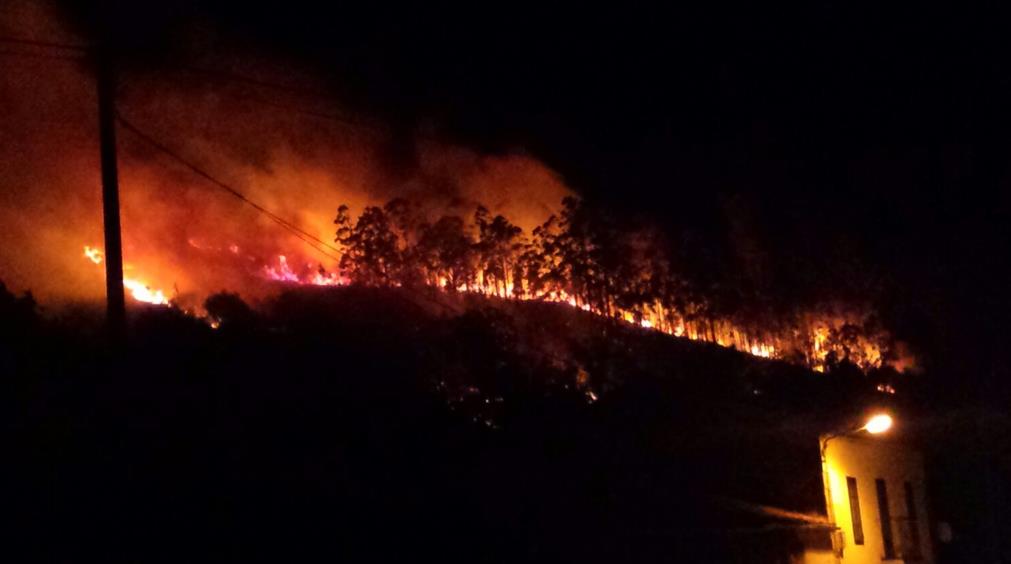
left=96, top=45, right=126, bottom=340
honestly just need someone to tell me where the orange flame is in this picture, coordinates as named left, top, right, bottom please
left=81, top=242, right=898, bottom=376
left=258, top=255, right=794, bottom=365
left=82, top=246, right=170, bottom=306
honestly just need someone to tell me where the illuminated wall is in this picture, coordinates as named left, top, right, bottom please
left=822, top=435, right=933, bottom=563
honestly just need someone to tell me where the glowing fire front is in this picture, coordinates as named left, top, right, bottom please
left=82, top=246, right=169, bottom=306
left=263, top=255, right=343, bottom=286
left=259, top=254, right=897, bottom=369
left=80, top=196, right=907, bottom=374
left=83, top=243, right=889, bottom=372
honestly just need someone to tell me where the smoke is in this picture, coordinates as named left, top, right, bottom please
left=0, top=1, right=100, bottom=303
left=0, top=1, right=571, bottom=307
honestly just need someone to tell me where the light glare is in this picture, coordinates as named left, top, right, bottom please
left=864, top=414, right=893, bottom=434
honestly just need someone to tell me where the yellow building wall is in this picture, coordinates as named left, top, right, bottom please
left=798, top=547, right=838, bottom=564
left=823, top=436, right=933, bottom=564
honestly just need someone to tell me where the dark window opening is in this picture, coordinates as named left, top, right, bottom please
left=846, top=476, right=865, bottom=545
left=876, top=478, right=896, bottom=559
left=904, top=481, right=923, bottom=560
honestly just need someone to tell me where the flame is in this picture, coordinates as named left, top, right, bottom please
left=251, top=250, right=895, bottom=374
left=254, top=254, right=814, bottom=367
left=84, top=245, right=103, bottom=264
left=263, top=255, right=342, bottom=286
left=0, top=2, right=899, bottom=376
left=876, top=383, right=896, bottom=395
left=82, top=246, right=170, bottom=306
left=123, top=279, right=169, bottom=305
left=81, top=220, right=900, bottom=376
left=750, top=343, right=775, bottom=358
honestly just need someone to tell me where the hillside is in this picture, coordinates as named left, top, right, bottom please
left=6, top=284, right=902, bottom=563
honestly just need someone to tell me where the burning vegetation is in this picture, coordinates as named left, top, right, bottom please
left=0, top=2, right=910, bottom=376
left=323, top=196, right=900, bottom=373
left=83, top=194, right=908, bottom=374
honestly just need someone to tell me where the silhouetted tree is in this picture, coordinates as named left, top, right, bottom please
left=205, top=291, right=256, bottom=331
left=0, top=280, right=38, bottom=339
left=324, top=196, right=897, bottom=372
left=336, top=205, right=401, bottom=286
left=416, top=216, right=474, bottom=290
left=383, top=198, right=426, bottom=287
left=474, top=206, right=524, bottom=297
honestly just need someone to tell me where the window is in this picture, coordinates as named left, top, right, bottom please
left=904, top=481, right=923, bottom=559
left=876, top=479, right=896, bottom=559
left=846, top=476, right=865, bottom=545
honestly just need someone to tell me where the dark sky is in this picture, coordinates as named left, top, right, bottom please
left=62, top=1, right=1011, bottom=403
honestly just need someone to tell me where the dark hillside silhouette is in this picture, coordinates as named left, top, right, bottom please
left=7, top=282, right=935, bottom=563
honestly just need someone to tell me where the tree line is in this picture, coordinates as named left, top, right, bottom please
left=329, top=196, right=898, bottom=372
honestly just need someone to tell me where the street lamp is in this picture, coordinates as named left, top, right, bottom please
left=821, top=412, right=895, bottom=457
left=863, top=413, right=893, bottom=435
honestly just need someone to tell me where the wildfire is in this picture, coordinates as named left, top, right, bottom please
left=78, top=194, right=906, bottom=376
left=84, top=246, right=102, bottom=264
left=260, top=256, right=873, bottom=372
left=122, top=279, right=169, bottom=306
left=82, top=246, right=170, bottom=306
left=262, top=255, right=344, bottom=286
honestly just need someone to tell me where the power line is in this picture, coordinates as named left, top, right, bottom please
left=0, top=34, right=381, bottom=132
left=0, top=35, right=88, bottom=51
left=0, top=48, right=83, bottom=62
left=176, top=65, right=331, bottom=100
left=231, top=92, right=379, bottom=131
left=169, top=65, right=384, bottom=133
left=115, top=113, right=343, bottom=262
left=117, top=65, right=384, bottom=135
left=0, top=35, right=380, bottom=132
left=0, top=34, right=378, bottom=261
left=0, top=41, right=360, bottom=260
left=119, top=114, right=342, bottom=261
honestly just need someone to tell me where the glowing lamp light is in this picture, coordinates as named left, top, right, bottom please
left=863, top=414, right=893, bottom=434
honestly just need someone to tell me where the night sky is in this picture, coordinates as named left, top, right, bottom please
left=57, top=1, right=1011, bottom=403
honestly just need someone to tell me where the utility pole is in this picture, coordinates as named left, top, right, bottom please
left=96, top=44, right=126, bottom=341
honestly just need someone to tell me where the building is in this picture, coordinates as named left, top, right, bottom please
left=821, top=433, right=934, bottom=563
left=698, top=414, right=937, bottom=564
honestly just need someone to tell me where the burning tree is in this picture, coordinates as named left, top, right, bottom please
left=80, top=190, right=903, bottom=374
left=335, top=205, right=401, bottom=286
left=320, top=197, right=906, bottom=373
left=473, top=206, right=523, bottom=298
